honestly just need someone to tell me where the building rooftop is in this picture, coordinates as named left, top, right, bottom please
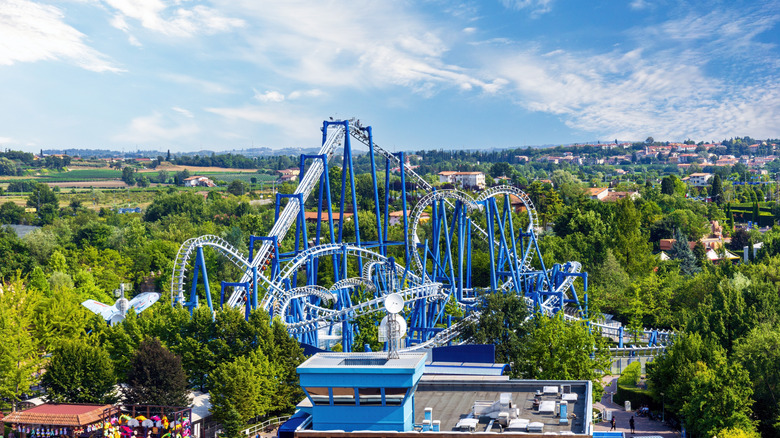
left=2, top=404, right=117, bottom=426
left=299, top=352, right=427, bottom=374
left=413, top=380, right=591, bottom=434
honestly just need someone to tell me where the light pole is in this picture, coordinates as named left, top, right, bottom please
left=660, top=392, right=665, bottom=423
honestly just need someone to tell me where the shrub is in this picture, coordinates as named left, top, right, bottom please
left=618, top=361, right=641, bottom=387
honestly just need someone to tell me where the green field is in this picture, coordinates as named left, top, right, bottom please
left=6, top=169, right=122, bottom=182
left=202, top=172, right=278, bottom=184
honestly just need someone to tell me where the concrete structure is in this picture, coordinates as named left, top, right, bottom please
left=437, top=171, right=486, bottom=189
left=586, top=188, right=609, bottom=201
left=389, top=210, right=430, bottom=227
left=183, top=176, right=216, bottom=187
left=602, top=191, right=640, bottom=202
left=283, top=351, right=593, bottom=437
left=303, top=212, right=353, bottom=224
left=297, top=352, right=427, bottom=432
left=687, top=173, right=712, bottom=187
left=278, top=168, right=301, bottom=182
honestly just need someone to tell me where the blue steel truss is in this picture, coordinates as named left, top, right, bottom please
left=170, top=119, right=668, bottom=353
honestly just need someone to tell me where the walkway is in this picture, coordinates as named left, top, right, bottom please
left=592, top=376, right=679, bottom=438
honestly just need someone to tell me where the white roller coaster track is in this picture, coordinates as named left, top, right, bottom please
left=170, top=234, right=285, bottom=304
left=227, top=125, right=347, bottom=308
left=168, top=119, right=615, bottom=352
left=284, top=282, right=444, bottom=334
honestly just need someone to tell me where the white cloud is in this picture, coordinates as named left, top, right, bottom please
left=171, top=106, right=193, bottom=118
left=0, top=0, right=122, bottom=72
left=113, top=111, right=200, bottom=143
left=489, top=21, right=780, bottom=142
left=629, top=0, right=652, bottom=10
left=103, top=0, right=245, bottom=38
left=0, top=136, right=13, bottom=144
left=287, top=89, right=324, bottom=100
left=500, top=0, right=554, bottom=16
left=221, top=1, right=499, bottom=96
left=253, top=90, right=285, bottom=103
left=205, top=105, right=321, bottom=141
left=463, top=27, right=477, bottom=34
left=161, top=73, right=233, bottom=94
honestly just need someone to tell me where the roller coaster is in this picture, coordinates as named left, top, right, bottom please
left=171, top=119, right=672, bottom=353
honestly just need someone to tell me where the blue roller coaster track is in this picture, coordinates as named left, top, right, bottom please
left=171, top=119, right=673, bottom=354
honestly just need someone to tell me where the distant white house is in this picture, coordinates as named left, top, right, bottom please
left=688, top=173, right=713, bottom=187
left=183, top=176, right=216, bottom=187
left=277, top=168, right=300, bottom=182
left=438, top=171, right=486, bottom=189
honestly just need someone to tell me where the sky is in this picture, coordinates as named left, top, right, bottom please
left=0, top=0, right=778, bottom=153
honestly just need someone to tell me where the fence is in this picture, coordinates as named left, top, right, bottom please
left=241, top=416, right=291, bottom=437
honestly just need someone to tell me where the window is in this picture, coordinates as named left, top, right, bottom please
left=332, top=387, right=356, bottom=405
left=305, top=387, right=330, bottom=406
left=358, top=388, right=383, bottom=406
left=384, top=388, right=407, bottom=405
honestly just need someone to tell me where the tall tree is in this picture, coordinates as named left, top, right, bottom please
left=42, top=339, right=117, bottom=404
left=661, top=175, right=676, bottom=195
left=710, top=174, right=724, bottom=204
left=734, top=324, right=780, bottom=438
left=461, top=292, right=530, bottom=364
left=671, top=228, right=700, bottom=276
left=515, top=313, right=611, bottom=401
left=124, top=337, right=189, bottom=407
left=681, top=360, right=756, bottom=438
left=26, top=183, right=59, bottom=225
left=208, top=350, right=276, bottom=428
left=0, top=276, right=43, bottom=410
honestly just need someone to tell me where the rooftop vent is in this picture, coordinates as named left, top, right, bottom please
left=340, top=358, right=389, bottom=366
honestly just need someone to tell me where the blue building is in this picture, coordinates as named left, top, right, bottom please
left=281, top=348, right=593, bottom=437
left=296, top=352, right=426, bottom=432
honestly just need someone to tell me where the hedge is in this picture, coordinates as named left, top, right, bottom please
left=614, top=385, right=659, bottom=411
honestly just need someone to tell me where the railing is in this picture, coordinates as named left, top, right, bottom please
left=241, top=415, right=290, bottom=437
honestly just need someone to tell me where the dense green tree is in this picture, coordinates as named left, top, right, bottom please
left=26, top=183, right=59, bottom=225
left=0, top=276, right=43, bottom=410
left=124, top=337, right=190, bottom=407
left=208, top=350, right=277, bottom=426
left=227, top=180, right=246, bottom=196
left=661, top=175, right=676, bottom=195
left=42, top=339, right=117, bottom=404
left=0, top=202, right=29, bottom=224
left=734, top=324, right=780, bottom=438
left=121, top=166, right=137, bottom=185
left=611, top=198, right=654, bottom=277
left=0, top=227, right=33, bottom=280
left=710, top=174, right=724, bottom=204
left=461, top=292, right=530, bottom=364
left=144, top=191, right=206, bottom=222
left=489, top=162, right=514, bottom=178
left=647, top=332, right=724, bottom=414
left=671, top=228, right=700, bottom=276
left=680, top=360, right=756, bottom=438
left=516, top=313, right=611, bottom=401
left=0, top=157, right=20, bottom=176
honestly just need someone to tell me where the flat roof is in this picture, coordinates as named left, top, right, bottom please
left=424, top=362, right=508, bottom=376
left=298, top=352, right=427, bottom=374
left=413, top=380, right=590, bottom=434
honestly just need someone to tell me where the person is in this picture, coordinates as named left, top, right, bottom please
left=610, top=417, right=616, bottom=431
left=629, top=416, right=635, bottom=433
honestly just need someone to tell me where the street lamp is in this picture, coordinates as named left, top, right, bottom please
left=660, top=392, right=665, bottom=423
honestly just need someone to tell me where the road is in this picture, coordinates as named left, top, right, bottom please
left=592, top=375, right=679, bottom=438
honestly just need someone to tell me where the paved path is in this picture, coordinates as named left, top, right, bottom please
left=592, top=376, right=679, bottom=438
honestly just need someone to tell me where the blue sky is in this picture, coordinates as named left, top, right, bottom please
left=0, top=0, right=778, bottom=153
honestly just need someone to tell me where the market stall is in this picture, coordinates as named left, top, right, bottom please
left=2, top=404, right=119, bottom=438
